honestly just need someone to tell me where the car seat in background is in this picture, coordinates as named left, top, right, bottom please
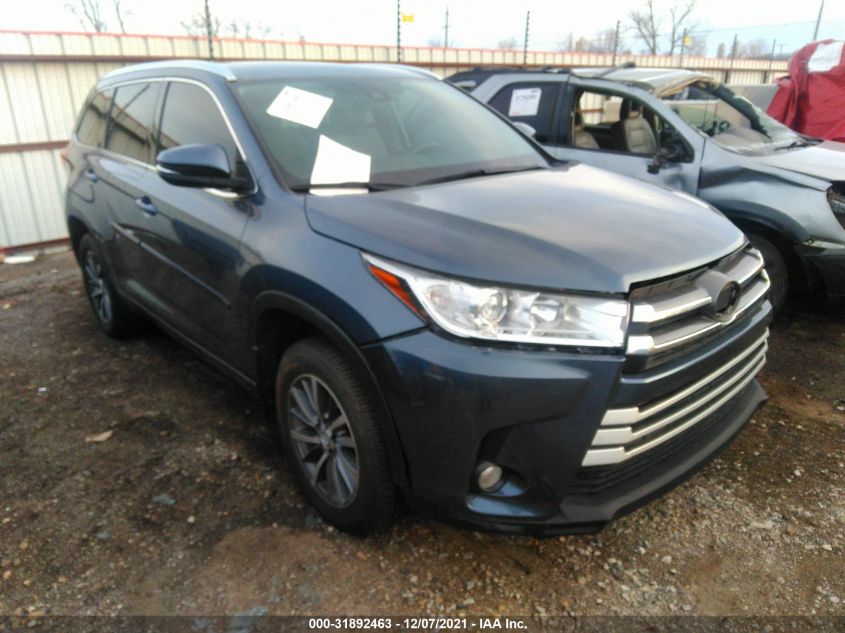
left=611, top=100, right=658, bottom=154
left=572, top=109, right=600, bottom=149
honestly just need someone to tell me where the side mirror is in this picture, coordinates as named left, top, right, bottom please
left=512, top=121, right=537, bottom=138
left=647, top=145, right=686, bottom=174
left=647, top=150, right=667, bottom=174
left=156, top=144, right=251, bottom=192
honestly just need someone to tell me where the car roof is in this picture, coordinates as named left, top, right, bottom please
left=573, top=67, right=712, bottom=93
left=99, top=60, right=437, bottom=86
left=448, top=65, right=713, bottom=95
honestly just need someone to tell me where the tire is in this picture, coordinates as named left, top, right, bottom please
left=275, top=337, right=396, bottom=534
left=77, top=234, right=139, bottom=338
left=748, top=233, right=788, bottom=312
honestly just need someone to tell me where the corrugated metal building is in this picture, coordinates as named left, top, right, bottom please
left=0, top=30, right=788, bottom=253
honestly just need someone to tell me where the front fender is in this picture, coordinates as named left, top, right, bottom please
left=247, top=288, right=415, bottom=490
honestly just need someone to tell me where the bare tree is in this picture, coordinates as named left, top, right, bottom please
left=225, top=20, right=274, bottom=39
left=555, top=33, right=575, bottom=52
left=684, top=34, right=707, bottom=56
left=497, top=37, right=518, bottom=50
left=112, top=0, right=128, bottom=33
left=629, top=0, right=697, bottom=55
left=629, top=0, right=660, bottom=54
left=591, top=27, right=621, bottom=53
left=181, top=13, right=220, bottom=37
left=666, top=1, right=696, bottom=55
left=66, top=0, right=107, bottom=32
left=736, top=38, right=769, bottom=59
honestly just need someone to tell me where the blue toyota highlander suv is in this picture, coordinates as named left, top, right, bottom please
left=64, top=61, right=771, bottom=534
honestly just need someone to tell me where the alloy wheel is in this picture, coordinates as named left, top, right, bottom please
left=287, top=374, right=359, bottom=507
left=83, top=250, right=112, bottom=325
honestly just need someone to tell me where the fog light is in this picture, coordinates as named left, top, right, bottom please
left=477, top=462, right=503, bottom=492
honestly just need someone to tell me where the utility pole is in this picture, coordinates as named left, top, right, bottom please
left=204, top=0, right=214, bottom=60
left=522, top=10, right=530, bottom=67
left=679, top=28, right=687, bottom=67
left=813, top=0, right=825, bottom=40
left=396, top=0, right=402, bottom=63
left=443, top=6, right=449, bottom=48
left=767, top=38, right=777, bottom=82
left=611, top=20, right=620, bottom=66
left=726, top=33, right=738, bottom=84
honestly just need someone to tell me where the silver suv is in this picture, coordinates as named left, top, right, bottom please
left=451, top=65, right=845, bottom=310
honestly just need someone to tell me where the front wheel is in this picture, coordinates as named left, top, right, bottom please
left=747, top=233, right=788, bottom=312
left=275, top=338, right=396, bottom=534
left=78, top=234, right=139, bottom=338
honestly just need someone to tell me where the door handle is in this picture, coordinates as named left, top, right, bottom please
left=134, top=196, right=158, bottom=215
left=84, top=169, right=98, bottom=182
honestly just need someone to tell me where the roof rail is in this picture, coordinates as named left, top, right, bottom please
left=591, top=60, right=636, bottom=79
left=465, top=65, right=573, bottom=75
left=102, top=60, right=237, bottom=82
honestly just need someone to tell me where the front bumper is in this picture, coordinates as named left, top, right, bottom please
left=801, top=244, right=845, bottom=299
left=361, top=303, right=770, bottom=534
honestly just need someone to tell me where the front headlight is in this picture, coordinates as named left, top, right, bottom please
left=828, top=186, right=845, bottom=230
left=364, top=254, right=629, bottom=348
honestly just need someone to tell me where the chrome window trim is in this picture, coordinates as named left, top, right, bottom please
left=73, top=76, right=258, bottom=198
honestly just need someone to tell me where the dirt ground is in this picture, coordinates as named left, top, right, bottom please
left=0, top=251, right=843, bottom=619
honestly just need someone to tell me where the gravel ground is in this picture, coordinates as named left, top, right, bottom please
left=0, top=251, right=843, bottom=619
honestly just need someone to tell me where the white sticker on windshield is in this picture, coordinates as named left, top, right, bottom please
left=311, top=135, right=371, bottom=186
left=266, top=86, right=333, bottom=128
left=508, top=87, right=542, bottom=117
left=808, top=41, right=844, bottom=73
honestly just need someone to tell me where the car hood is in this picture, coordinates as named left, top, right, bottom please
left=752, top=141, right=845, bottom=183
left=304, top=164, right=745, bottom=294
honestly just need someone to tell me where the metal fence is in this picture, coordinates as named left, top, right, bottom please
left=0, top=30, right=789, bottom=253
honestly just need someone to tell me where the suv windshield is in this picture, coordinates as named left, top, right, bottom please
left=662, top=81, right=811, bottom=154
left=236, top=75, right=547, bottom=191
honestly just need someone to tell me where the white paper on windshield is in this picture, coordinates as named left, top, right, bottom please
left=508, top=87, right=542, bottom=117
left=266, top=86, right=333, bottom=128
left=808, top=41, right=844, bottom=73
left=311, top=135, right=371, bottom=186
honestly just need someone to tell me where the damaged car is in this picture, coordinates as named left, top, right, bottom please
left=452, top=65, right=845, bottom=309
left=65, top=61, right=771, bottom=535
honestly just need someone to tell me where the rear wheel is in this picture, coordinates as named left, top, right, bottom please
left=748, top=233, right=788, bottom=312
left=275, top=337, right=396, bottom=534
left=78, top=234, right=139, bottom=338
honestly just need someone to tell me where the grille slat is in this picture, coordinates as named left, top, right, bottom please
left=626, top=246, right=770, bottom=362
left=579, top=244, right=771, bottom=470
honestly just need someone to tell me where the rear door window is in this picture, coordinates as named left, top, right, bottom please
left=105, top=82, right=162, bottom=163
left=488, top=83, right=560, bottom=143
left=76, top=89, right=112, bottom=148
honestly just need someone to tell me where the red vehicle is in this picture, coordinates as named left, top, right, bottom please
left=768, top=40, right=845, bottom=143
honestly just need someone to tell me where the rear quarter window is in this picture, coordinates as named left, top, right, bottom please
left=75, top=89, right=112, bottom=148
left=105, top=82, right=162, bottom=163
left=488, top=82, right=560, bottom=143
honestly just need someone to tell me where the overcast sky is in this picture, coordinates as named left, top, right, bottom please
left=5, top=0, right=845, bottom=56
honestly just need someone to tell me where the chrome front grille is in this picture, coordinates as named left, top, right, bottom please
left=582, top=332, right=768, bottom=466
left=580, top=244, right=771, bottom=469
left=626, top=246, right=770, bottom=364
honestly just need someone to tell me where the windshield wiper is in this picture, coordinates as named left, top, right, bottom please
left=291, top=181, right=405, bottom=193
left=416, top=165, right=544, bottom=187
